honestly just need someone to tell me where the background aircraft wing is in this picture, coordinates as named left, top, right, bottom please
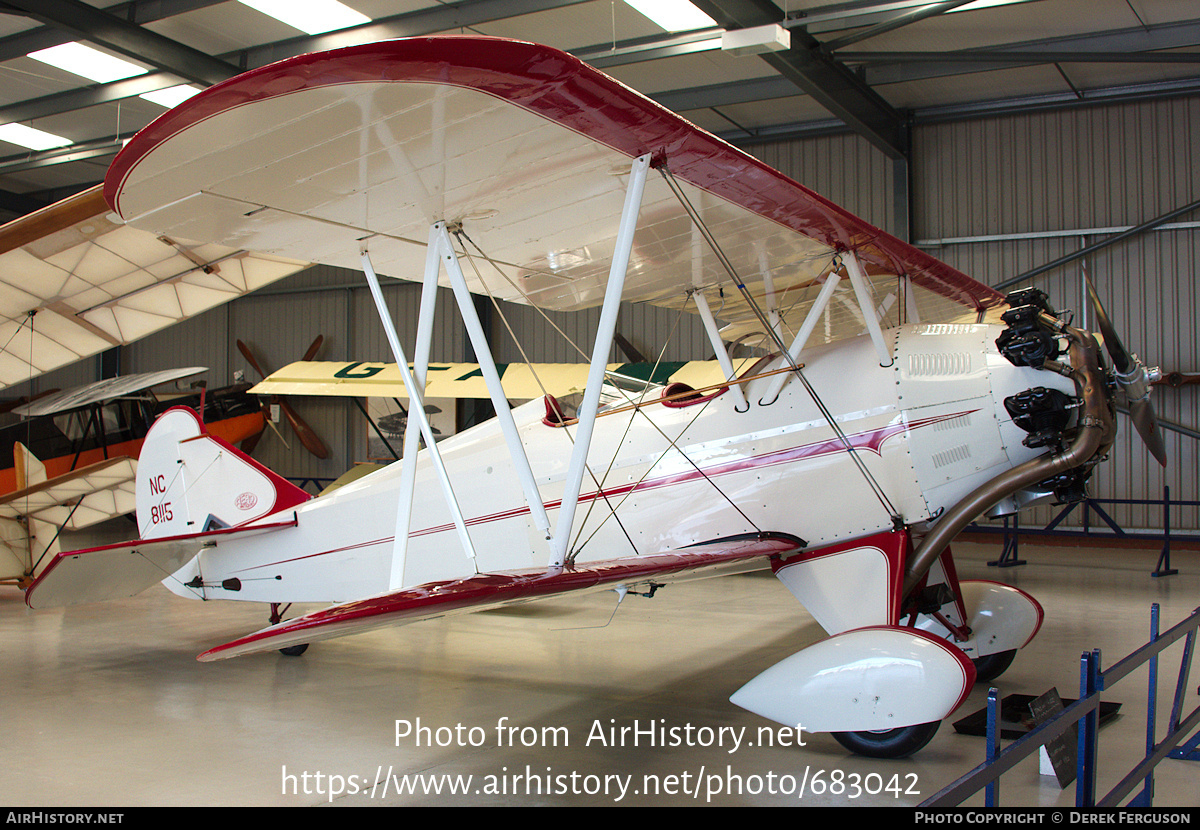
left=197, top=533, right=801, bottom=661
left=249, top=360, right=739, bottom=400
left=105, top=37, right=1002, bottom=354
left=0, top=185, right=308, bottom=390
left=0, top=456, right=136, bottom=531
left=11, top=367, right=206, bottom=417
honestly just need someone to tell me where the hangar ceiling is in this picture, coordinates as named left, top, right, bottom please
left=0, top=0, right=1197, bottom=224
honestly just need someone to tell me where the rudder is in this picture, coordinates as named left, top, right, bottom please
left=137, top=407, right=309, bottom=540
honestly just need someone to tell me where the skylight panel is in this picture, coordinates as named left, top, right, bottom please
left=238, top=0, right=371, bottom=35
left=624, top=0, right=717, bottom=32
left=28, top=43, right=148, bottom=84
left=139, top=85, right=202, bottom=109
left=0, top=123, right=72, bottom=151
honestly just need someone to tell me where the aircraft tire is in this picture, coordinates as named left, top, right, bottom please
left=971, top=649, right=1017, bottom=683
left=279, top=643, right=309, bottom=657
left=831, top=721, right=940, bottom=759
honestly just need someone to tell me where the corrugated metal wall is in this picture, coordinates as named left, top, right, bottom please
left=15, top=96, right=1196, bottom=532
left=913, top=98, right=1200, bottom=532
left=750, top=132, right=899, bottom=233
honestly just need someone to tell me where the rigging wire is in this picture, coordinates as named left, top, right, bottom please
left=30, top=496, right=85, bottom=574
left=18, top=310, right=36, bottom=578
left=451, top=228, right=592, bottom=362
left=657, top=166, right=901, bottom=523
left=451, top=226, right=759, bottom=561
left=450, top=228, right=640, bottom=557
left=569, top=304, right=688, bottom=554
left=570, top=378, right=763, bottom=557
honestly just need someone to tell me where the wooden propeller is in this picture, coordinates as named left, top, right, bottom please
left=238, top=337, right=331, bottom=459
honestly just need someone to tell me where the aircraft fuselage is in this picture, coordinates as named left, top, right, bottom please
left=162, top=322, right=1076, bottom=606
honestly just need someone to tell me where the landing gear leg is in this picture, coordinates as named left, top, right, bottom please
left=269, top=602, right=309, bottom=657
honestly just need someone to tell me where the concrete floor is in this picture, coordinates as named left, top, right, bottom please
left=1, top=536, right=1197, bottom=808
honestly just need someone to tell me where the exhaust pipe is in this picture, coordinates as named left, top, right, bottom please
left=902, top=322, right=1115, bottom=598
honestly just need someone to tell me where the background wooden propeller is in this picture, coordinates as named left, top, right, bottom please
left=237, top=336, right=330, bottom=459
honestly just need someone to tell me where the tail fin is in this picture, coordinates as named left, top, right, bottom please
left=0, top=444, right=60, bottom=584
left=137, top=407, right=309, bottom=540
left=16, top=443, right=63, bottom=579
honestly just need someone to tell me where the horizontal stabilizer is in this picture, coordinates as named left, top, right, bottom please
left=199, top=534, right=801, bottom=661
left=25, top=518, right=297, bottom=609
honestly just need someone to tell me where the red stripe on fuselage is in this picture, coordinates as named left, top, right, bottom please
left=241, top=410, right=974, bottom=572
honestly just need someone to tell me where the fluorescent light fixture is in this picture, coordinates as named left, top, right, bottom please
left=0, top=123, right=72, bottom=151
left=28, top=42, right=147, bottom=84
left=140, top=85, right=202, bottom=109
left=624, top=0, right=716, bottom=32
left=722, top=24, right=790, bottom=56
left=945, top=0, right=1032, bottom=11
left=238, top=0, right=370, bottom=35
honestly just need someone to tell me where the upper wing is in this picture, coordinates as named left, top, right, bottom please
left=0, top=185, right=308, bottom=389
left=11, top=367, right=206, bottom=417
left=197, top=533, right=800, bottom=661
left=249, top=359, right=739, bottom=400
left=104, top=37, right=1001, bottom=351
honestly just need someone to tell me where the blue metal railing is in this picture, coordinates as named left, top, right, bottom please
left=920, top=604, right=1200, bottom=807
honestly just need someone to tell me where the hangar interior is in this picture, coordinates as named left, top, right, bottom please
left=0, top=0, right=1197, bottom=808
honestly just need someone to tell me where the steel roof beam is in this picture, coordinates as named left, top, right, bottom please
left=0, top=73, right=189, bottom=126
left=819, top=0, right=979, bottom=51
left=653, top=76, right=798, bottom=112
left=784, top=0, right=1041, bottom=34
left=854, top=18, right=1200, bottom=84
left=2, top=0, right=240, bottom=86
left=0, top=137, right=119, bottom=174
left=234, top=0, right=591, bottom=69
left=644, top=19, right=1200, bottom=121
left=0, top=0, right=592, bottom=128
left=692, top=0, right=909, bottom=160
left=578, top=29, right=725, bottom=68
left=0, top=0, right=225, bottom=63
left=714, top=73, right=1200, bottom=146
left=842, top=50, right=1200, bottom=64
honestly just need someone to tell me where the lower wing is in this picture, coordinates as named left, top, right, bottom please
left=198, top=533, right=802, bottom=661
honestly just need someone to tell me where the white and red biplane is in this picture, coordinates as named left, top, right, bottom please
left=23, top=37, right=1165, bottom=759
